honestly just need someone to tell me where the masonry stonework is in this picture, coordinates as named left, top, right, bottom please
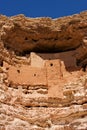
left=0, top=12, right=87, bottom=130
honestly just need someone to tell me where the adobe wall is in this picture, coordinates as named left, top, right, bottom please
left=45, top=59, right=62, bottom=85
left=1, top=12, right=87, bottom=130
left=4, top=51, right=81, bottom=90
left=30, top=52, right=45, bottom=68
left=4, top=63, right=47, bottom=86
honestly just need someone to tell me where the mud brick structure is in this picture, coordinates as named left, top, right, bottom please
left=0, top=11, right=87, bottom=130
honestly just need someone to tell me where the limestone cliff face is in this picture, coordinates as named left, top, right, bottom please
left=0, top=11, right=87, bottom=130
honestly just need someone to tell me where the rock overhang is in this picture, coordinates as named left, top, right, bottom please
left=0, top=11, right=87, bottom=56
left=0, top=12, right=87, bottom=130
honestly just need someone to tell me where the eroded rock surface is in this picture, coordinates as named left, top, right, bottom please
left=0, top=11, right=87, bottom=130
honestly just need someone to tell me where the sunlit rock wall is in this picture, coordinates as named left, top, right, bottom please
left=0, top=11, right=87, bottom=130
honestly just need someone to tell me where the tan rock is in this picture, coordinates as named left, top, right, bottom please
left=0, top=11, right=87, bottom=130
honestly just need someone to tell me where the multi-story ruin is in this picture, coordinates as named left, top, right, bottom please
left=0, top=11, right=87, bottom=130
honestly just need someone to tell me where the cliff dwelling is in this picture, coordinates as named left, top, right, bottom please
left=2, top=50, right=85, bottom=98
left=0, top=11, right=87, bottom=130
